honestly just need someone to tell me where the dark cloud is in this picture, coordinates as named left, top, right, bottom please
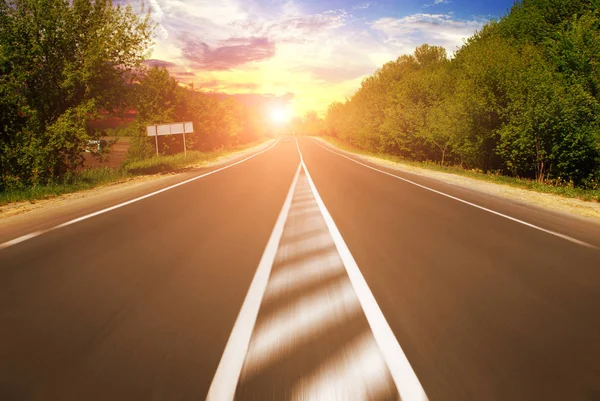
left=175, top=72, right=196, bottom=77
left=180, top=36, right=275, bottom=70
left=143, top=59, right=177, bottom=68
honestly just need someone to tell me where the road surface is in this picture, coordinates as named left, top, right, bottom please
left=1, top=137, right=600, bottom=401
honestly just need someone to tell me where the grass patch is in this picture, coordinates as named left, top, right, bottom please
left=321, top=136, right=600, bottom=203
left=0, top=168, right=129, bottom=206
left=122, top=149, right=227, bottom=175
left=0, top=139, right=270, bottom=207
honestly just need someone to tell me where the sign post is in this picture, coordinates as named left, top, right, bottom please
left=154, top=130, right=159, bottom=156
left=146, top=122, right=193, bottom=157
left=183, top=124, right=187, bottom=157
left=146, top=125, right=159, bottom=156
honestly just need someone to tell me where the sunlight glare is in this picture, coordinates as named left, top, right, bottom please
left=270, top=106, right=292, bottom=125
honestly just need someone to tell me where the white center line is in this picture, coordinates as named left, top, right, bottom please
left=296, top=138, right=429, bottom=401
left=264, top=249, right=344, bottom=301
left=275, top=232, right=335, bottom=260
left=243, top=280, right=362, bottom=377
left=292, top=333, right=396, bottom=401
left=205, top=163, right=302, bottom=401
left=312, top=139, right=596, bottom=249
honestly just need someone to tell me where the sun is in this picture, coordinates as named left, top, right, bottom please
left=269, top=106, right=292, bottom=125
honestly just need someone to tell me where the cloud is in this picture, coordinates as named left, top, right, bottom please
left=352, top=3, right=371, bottom=10
left=370, top=13, right=485, bottom=55
left=143, top=59, right=196, bottom=82
left=120, top=0, right=493, bottom=114
left=143, top=59, right=177, bottom=68
left=198, top=79, right=221, bottom=89
left=180, top=36, right=275, bottom=70
left=229, top=82, right=260, bottom=90
left=308, top=65, right=377, bottom=84
left=281, top=92, right=295, bottom=101
left=196, top=80, right=259, bottom=91
left=235, top=10, right=348, bottom=44
left=213, top=92, right=296, bottom=110
left=422, top=0, right=451, bottom=9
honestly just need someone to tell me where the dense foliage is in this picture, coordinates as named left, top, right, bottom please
left=0, top=0, right=265, bottom=192
left=128, top=67, right=265, bottom=161
left=0, top=0, right=153, bottom=190
left=323, top=0, right=600, bottom=188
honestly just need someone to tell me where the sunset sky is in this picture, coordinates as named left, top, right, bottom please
left=125, top=0, right=515, bottom=116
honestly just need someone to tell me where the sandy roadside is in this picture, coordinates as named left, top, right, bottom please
left=0, top=138, right=277, bottom=219
left=314, top=137, right=600, bottom=222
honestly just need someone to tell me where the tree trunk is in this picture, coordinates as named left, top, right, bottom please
left=535, top=137, right=544, bottom=182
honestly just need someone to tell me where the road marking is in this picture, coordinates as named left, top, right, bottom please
left=276, top=232, right=334, bottom=260
left=296, top=139, right=429, bottom=401
left=0, top=232, right=44, bottom=249
left=0, top=139, right=280, bottom=250
left=312, top=139, right=596, bottom=249
left=237, top=169, right=395, bottom=398
left=243, top=280, right=361, bottom=376
left=287, top=205, right=321, bottom=217
left=263, top=249, right=343, bottom=301
left=292, top=333, right=396, bottom=401
left=206, top=163, right=302, bottom=401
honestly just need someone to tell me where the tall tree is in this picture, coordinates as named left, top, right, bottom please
left=0, top=0, right=153, bottom=188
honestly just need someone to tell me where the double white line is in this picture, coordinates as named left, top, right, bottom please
left=206, top=139, right=428, bottom=401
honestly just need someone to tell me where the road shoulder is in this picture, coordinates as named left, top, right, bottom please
left=0, top=139, right=277, bottom=245
left=0, top=139, right=276, bottom=220
left=313, top=137, right=600, bottom=223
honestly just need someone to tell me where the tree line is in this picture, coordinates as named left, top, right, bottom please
left=322, top=0, right=600, bottom=189
left=128, top=66, right=266, bottom=160
left=0, top=0, right=265, bottom=192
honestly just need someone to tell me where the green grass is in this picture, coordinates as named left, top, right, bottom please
left=122, top=149, right=231, bottom=175
left=0, top=140, right=269, bottom=207
left=0, top=168, right=129, bottom=206
left=321, top=136, right=600, bottom=203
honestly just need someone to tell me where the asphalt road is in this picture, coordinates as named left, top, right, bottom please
left=1, top=137, right=600, bottom=401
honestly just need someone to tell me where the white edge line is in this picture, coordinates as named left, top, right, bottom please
left=295, top=139, right=429, bottom=401
left=0, top=139, right=280, bottom=250
left=312, top=139, right=596, bottom=250
left=205, top=162, right=302, bottom=401
left=0, top=232, right=44, bottom=250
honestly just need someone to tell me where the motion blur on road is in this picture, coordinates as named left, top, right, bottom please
left=2, top=137, right=600, bottom=401
left=3, top=0, right=600, bottom=399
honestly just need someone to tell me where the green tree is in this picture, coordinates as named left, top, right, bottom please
left=324, top=1, right=600, bottom=186
left=127, top=66, right=184, bottom=159
left=0, top=0, right=153, bottom=189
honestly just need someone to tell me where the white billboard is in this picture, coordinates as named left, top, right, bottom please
left=157, top=124, right=171, bottom=136
left=170, top=123, right=185, bottom=134
left=147, top=122, right=194, bottom=136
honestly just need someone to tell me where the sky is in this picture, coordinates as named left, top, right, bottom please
left=125, top=0, right=516, bottom=116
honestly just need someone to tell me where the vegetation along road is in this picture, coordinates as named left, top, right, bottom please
left=2, top=0, right=600, bottom=400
